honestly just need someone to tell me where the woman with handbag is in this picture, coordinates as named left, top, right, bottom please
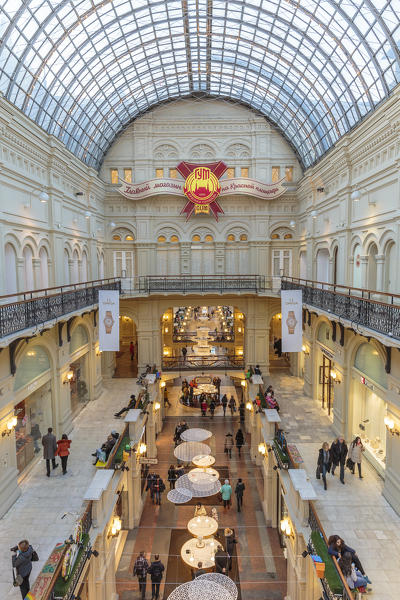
left=224, top=433, right=234, bottom=459
left=56, top=434, right=71, bottom=475
left=317, top=442, right=332, bottom=490
left=349, top=437, right=365, bottom=478
left=12, top=540, right=38, bottom=599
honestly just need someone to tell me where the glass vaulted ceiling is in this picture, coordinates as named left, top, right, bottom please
left=1, top=1, right=400, bottom=170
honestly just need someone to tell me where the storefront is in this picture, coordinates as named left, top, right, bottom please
left=13, top=346, right=52, bottom=475
left=351, top=343, right=388, bottom=478
left=316, top=322, right=335, bottom=418
left=70, top=325, right=91, bottom=419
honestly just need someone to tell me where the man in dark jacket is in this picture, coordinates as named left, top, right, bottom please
left=12, top=540, right=34, bottom=599
left=147, top=554, right=165, bottom=600
left=192, top=561, right=206, bottom=578
left=214, top=548, right=229, bottom=574
left=42, top=427, right=58, bottom=477
left=330, top=436, right=348, bottom=484
left=133, top=550, right=149, bottom=600
left=114, top=394, right=136, bottom=417
left=235, top=478, right=245, bottom=512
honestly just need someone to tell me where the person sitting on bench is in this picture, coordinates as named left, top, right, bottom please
left=92, top=434, right=117, bottom=465
left=114, top=395, right=136, bottom=417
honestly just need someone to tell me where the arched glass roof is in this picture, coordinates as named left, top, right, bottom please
left=1, top=0, right=400, bottom=170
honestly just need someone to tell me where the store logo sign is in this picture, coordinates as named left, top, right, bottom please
left=177, top=161, right=227, bottom=221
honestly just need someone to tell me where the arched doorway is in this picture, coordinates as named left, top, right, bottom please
left=315, top=321, right=335, bottom=418
left=353, top=244, right=362, bottom=288
left=332, top=247, right=338, bottom=285
left=367, top=243, right=378, bottom=290
left=316, top=248, right=329, bottom=283
left=114, top=316, right=138, bottom=377
left=384, top=242, right=396, bottom=293
left=269, top=313, right=288, bottom=370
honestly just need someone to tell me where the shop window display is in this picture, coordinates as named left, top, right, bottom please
left=70, top=356, right=89, bottom=418
left=14, top=383, right=52, bottom=474
left=14, top=346, right=50, bottom=391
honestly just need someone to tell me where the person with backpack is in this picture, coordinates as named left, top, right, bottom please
left=11, top=540, right=38, bottom=599
left=153, top=476, right=165, bottom=505
left=147, top=554, right=165, bottom=600
left=133, top=551, right=149, bottom=600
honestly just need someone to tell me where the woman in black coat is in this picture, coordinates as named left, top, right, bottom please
left=224, top=527, right=237, bottom=570
left=235, top=428, right=244, bottom=456
left=317, top=442, right=332, bottom=490
left=330, top=436, right=348, bottom=484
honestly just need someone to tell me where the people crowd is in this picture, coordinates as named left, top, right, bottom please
left=316, top=435, right=365, bottom=489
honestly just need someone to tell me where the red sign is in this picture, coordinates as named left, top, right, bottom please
left=177, top=161, right=227, bottom=221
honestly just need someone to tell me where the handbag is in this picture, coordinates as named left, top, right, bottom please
left=346, top=457, right=354, bottom=470
left=12, top=568, right=23, bottom=587
left=316, top=466, right=321, bottom=480
left=32, top=549, right=39, bottom=562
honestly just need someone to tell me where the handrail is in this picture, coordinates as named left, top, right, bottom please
left=0, top=277, right=121, bottom=303
left=282, top=276, right=400, bottom=305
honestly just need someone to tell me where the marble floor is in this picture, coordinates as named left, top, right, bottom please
left=270, top=371, right=400, bottom=600
left=0, top=378, right=140, bottom=599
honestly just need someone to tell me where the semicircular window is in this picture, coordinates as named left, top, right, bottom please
left=354, top=343, right=387, bottom=389
left=14, top=346, right=50, bottom=391
left=70, top=324, right=89, bottom=354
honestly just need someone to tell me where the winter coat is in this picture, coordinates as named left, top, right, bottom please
left=221, top=395, right=228, bottom=407
left=328, top=542, right=355, bottom=560
left=42, top=432, right=57, bottom=460
left=220, top=483, right=232, bottom=501
left=147, top=560, right=165, bottom=582
left=215, top=549, right=229, bottom=573
left=330, top=440, right=348, bottom=466
left=225, top=435, right=234, bottom=449
left=56, top=439, right=71, bottom=457
left=133, top=555, right=149, bottom=579
left=235, top=481, right=245, bottom=497
left=168, top=468, right=177, bottom=482
left=30, top=423, right=41, bottom=441
left=225, top=533, right=237, bottom=556
left=235, top=430, right=244, bottom=448
left=12, top=546, right=34, bottom=577
left=228, top=398, right=236, bottom=409
left=349, top=442, right=364, bottom=464
left=317, top=448, right=332, bottom=471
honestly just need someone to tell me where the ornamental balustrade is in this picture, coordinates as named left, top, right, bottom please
left=281, top=277, right=400, bottom=340
left=123, top=275, right=276, bottom=295
left=162, top=353, right=244, bottom=371
left=0, top=278, right=121, bottom=339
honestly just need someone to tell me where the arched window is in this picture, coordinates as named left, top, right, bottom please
left=170, top=235, right=179, bottom=243
left=316, top=248, right=329, bottom=283
left=64, top=249, right=70, bottom=285
left=354, top=343, right=387, bottom=388
left=4, top=243, right=17, bottom=294
left=81, top=251, right=88, bottom=282
left=353, top=243, right=362, bottom=288
left=39, top=247, right=49, bottom=288
left=14, top=346, right=50, bottom=391
left=23, top=246, right=34, bottom=291
left=385, top=242, right=396, bottom=293
left=316, top=322, right=335, bottom=350
left=158, top=235, right=166, bottom=243
left=240, top=234, right=248, bottom=241
left=367, top=243, right=378, bottom=290
left=113, top=234, right=121, bottom=241
left=70, top=324, right=89, bottom=353
left=72, top=250, right=79, bottom=284
left=204, top=235, right=213, bottom=243
left=283, top=233, right=293, bottom=239
left=192, top=235, right=201, bottom=242
left=125, top=235, right=134, bottom=241
left=227, top=234, right=235, bottom=242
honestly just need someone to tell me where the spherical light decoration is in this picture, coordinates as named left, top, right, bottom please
left=192, top=454, right=215, bottom=468
left=188, top=467, right=219, bottom=482
left=351, top=190, right=361, bottom=201
left=175, top=473, right=221, bottom=498
left=181, top=428, right=212, bottom=442
left=167, top=580, right=235, bottom=600
left=167, top=488, right=193, bottom=504
left=196, top=573, right=238, bottom=600
left=174, top=442, right=211, bottom=462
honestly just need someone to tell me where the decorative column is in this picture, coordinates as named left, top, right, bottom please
left=68, top=259, right=75, bottom=283
left=214, top=242, right=225, bottom=274
left=180, top=242, right=191, bottom=274
left=375, top=254, right=385, bottom=291
left=16, top=258, right=25, bottom=291
left=146, top=407, right=157, bottom=459
left=32, top=258, right=41, bottom=289
left=360, top=255, right=368, bottom=288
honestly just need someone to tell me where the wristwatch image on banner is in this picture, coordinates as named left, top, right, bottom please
left=99, top=290, right=120, bottom=351
left=281, top=289, right=302, bottom=353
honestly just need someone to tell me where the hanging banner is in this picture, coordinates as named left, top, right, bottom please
left=117, top=176, right=286, bottom=202
left=177, top=160, right=227, bottom=221
left=98, top=290, right=120, bottom=351
left=281, top=289, right=302, bottom=353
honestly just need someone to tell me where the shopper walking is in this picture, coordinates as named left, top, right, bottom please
left=224, top=527, right=237, bottom=570
left=11, top=540, right=37, bottom=599
left=168, top=465, right=177, bottom=490
left=209, top=399, right=216, bottom=419
left=201, top=399, right=208, bottom=417
left=163, top=387, right=171, bottom=408
left=129, top=340, right=135, bottom=361
left=153, top=476, right=165, bottom=505
left=235, top=478, right=245, bottom=512
left=56, top=434, right=71, bottom=475
left=220, top=479, right=232, bottom=510
left=215, top=548, right=230, bottom=574
left=239, top=401, right=245, bottom=424
left=235, top=428, right=244, bottom=456
left=133, top=551, right=149, bottom=600
left=42, top=427, right=58, bottom=477
left=224, top=433, right=234, bottom=459
left=147, top=554, right=165, bottom=600
left=182, top=346, right=187, bottom=361
left=228, top=395, right=236, bottom=416
left=221, top=394, right=228, bottom=416
left=317, top=442, right=332, bottom=490
left=330, top=436, right=348, bottom=484
left=349, top=436, right=365, bottom=479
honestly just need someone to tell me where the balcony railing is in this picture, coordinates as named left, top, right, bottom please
left=0, top=278, right=121, bottom=339
left=282, top=276, right=400, bottom=340
left=162, top=353, right=244, bottom=371
left=122, top=275, right=278, bottom=295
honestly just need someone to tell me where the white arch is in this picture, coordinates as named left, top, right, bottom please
left=23, top=245, right=34, bottom=291
left=4, top=243, right=18, bottom=295
left=39, top=246, right=49, bottom=288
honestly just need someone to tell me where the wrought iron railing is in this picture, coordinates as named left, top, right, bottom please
left=282, top=276, right=400, bottom=340
left=162, top=353, right=244, bottom=370
left=0, top=278, right=121, bottom=339
left=122, top=275, right=277, bottom=295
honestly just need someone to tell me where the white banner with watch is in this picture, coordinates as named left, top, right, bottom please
left=99, top=290, right=120, bottom=351
left=281, top=289, right=302, bottom=353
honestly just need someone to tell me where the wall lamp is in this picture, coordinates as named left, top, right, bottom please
left=330, top=370, right=341, bottom=384
left=241, top=380, right=246, bottom=388
left=258, top=443, right=267, bottom=456
left=96, top=348, right=102, bottom=356
left=160, top=381, right=166, bottom=388
left=63, top=370, right=74, bottom=384
left=138, top=442, right=147, bottom=455
left=280, top=518, right=294, bottom=538
left=384, top=416, right=400, bottom=436
left=245, top=401, right=253, bottom=411
left=24, top=190, right=49, bottom=208
left=2, top=416, right=17, bottom=437
left=108, top=516, right=122, bottom=537
left=301, top=344, right=310, bottom=356
left=154, top=401, right=161, bottom=412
